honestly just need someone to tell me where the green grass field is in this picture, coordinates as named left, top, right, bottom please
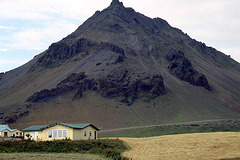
left=99, top=120, right=240, bottom=138
left=0, top=139, right=129, bottom=160
left=0, top=153, right=108, bottom=160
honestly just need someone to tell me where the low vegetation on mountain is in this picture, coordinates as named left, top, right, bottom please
left=100, top=120, right=240, bottom=138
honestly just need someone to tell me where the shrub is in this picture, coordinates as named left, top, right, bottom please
left=0, top=139, right=129, bottom=160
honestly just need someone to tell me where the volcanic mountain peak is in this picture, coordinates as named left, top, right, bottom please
left=0, top=0, right=240, bottom=128
left=110, top=0, right=124, bottom=7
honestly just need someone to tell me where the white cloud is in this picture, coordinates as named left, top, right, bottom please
left=0, top=26, right=15, bottom=30
left=6, top=22, right=78, bottom=50
left=0, top=49, right=9, bottom=52
left=0, top=0, right=109, bottom=20
left=0, top=0, right=49, bottom=20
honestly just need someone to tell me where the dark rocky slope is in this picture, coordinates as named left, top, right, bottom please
left=166, top=50, right=211, bottom=90
left=27, top=71, right=165, bottom=106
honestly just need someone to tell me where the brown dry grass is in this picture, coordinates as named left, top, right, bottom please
left=0, top=153, right=108, bottom=160
left=121, top=132, right=240, bottom=160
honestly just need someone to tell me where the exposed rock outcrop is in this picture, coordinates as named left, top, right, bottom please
left=166, top=50, right=211, bottom=90
left=30, top=39, right=125, bottom=71
left=27, top=71, right=166, bottom=105
left=0, top=104, right=30, bottom=124
left=97, top=70, right=166, bottom=105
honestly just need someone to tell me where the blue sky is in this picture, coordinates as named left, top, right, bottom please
left=0, top=0, right=240, bottom=72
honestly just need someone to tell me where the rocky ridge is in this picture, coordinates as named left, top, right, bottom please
left=166, top=50, right=211, bottom=90
left=27, top=71, right=166, bottom=106
left=30, top=38, right=125, bottom=71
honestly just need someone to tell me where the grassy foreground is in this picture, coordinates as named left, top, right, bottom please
left=100, top=120, right=240, bottom=138
left=122, top=132, right=240, bottom=160
left=0, top=153, right=108, bottom=160
left=0, top=139, right=129, bottom=160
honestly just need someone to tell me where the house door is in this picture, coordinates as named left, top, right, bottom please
left=4, top=132, right=8, bottom=137
left=94, top=131, right=97, bottom=139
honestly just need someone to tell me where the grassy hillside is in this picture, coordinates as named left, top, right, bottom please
left=99, top=120, right=240, bottom=138
left=122, top=132, right=240, bottom=160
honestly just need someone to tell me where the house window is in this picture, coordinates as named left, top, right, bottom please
left=53, top=130, right=57, bottom=138
left=16, top=132, right=18, bottom=135
left=30, top=132, right=34, bottom=138
left=84, top=131, right=87, bottom=137
left=89, top=131, right=92, bottom=137
left=58, top=130, right=62, bottom=138
left=48, top=130, right=52, bottom=138
left=20, top=133, right=22, bottom=136
left=63, top=130, right=67, bottom=138
left=35, top=132, right=38, bottom=138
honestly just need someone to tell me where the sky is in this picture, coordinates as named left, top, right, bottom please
left=0, top=0, right=239, bottom=72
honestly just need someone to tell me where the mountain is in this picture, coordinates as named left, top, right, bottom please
left=0, top=0, right=240, bottom=129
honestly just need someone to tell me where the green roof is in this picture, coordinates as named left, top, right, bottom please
left=0, top=124, right=11, bottom=130
left=22, top=123, right=99, bottom=132
left=0, top=125, right=20, bottom=132
left=22, top=125, right=48, bottom=132
left=55, top=123, right=91, bottom=128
